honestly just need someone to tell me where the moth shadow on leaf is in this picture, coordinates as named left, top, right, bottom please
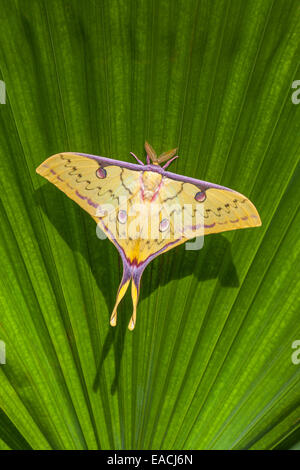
left=154, top=233, right=240, bottom=290
left=34, top=183, right=239, bottom=395
left=35, top=183, right=129, bottom=395
left=34, top=183, right=118, bottom=311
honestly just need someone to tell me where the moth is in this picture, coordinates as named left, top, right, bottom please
left=36, top=142, right=261, bottom=330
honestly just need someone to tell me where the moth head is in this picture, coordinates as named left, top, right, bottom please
left=144, top=141, right=179, bottom=169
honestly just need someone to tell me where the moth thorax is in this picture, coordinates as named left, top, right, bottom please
left=142, top=171, right=162, bottom=199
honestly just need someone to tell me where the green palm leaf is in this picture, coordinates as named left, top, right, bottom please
left=0, top=0, right=299, bottom=450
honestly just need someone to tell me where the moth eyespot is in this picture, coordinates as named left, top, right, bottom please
left=195, top=190, right=206, bottom=202
left=118, top=210, right=127, bottom=224
left=159, top=218, right=169, bottom=232
left=96, top=167, right=107, bottom=179
left=96, top=206, right=107, bottom=217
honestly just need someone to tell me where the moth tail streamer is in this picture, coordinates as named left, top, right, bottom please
left=110, top=271, right=131, bottom=327
left=128, top=279, right=139, bottom=331
left=110, top=262, right=145, bottom=331
left=127, top=268, right=145, bottom=330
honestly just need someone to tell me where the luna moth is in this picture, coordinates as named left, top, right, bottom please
left=36, top=142, right=261, bottom=330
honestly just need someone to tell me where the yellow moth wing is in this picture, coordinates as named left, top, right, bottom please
left=36, top=152, right=141, bottom=221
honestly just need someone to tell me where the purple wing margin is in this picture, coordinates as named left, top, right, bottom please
left=74, top=152, right=143, bottom=172
left=73, top=152, right=239, bottom=193
left=163, top=169, right=236, bottom=192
